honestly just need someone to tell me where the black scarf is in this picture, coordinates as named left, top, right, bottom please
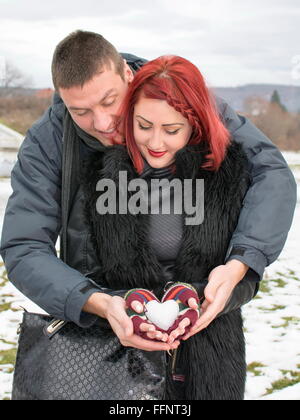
left=61, top=111, right=109, bottom=261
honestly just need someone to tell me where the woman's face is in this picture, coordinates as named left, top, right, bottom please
left=133, top=96, right=193, bottom=168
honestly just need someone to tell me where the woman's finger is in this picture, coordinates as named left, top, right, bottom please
left=179, top=317, right=191, bottom=329
left=188, top=297, right=199, bottom=309
left=131, top=300, right=144, bottom=313
left=139, top=322, right=156, bottom=332
left=168, top=317, right=191, bottom=343
left=139, top=323, right=169, bottom=342
left=148, top=331, right=168, bottom=342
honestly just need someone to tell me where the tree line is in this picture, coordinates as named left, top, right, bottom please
left=0, top=61, right=299, bottom=150
left=244, top=90, right=300, bottom=151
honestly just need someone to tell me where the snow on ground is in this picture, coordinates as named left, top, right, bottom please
left=282, top=151, right=300, bottom=166
left=0, top=152, right=299, bottom=400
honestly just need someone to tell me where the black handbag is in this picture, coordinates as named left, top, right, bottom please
left=11, top=114, right=166, bottom=400
left=12, top=312, right=165, bottom=400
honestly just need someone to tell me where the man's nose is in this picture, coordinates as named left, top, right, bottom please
left=93, top=110, right=114, bottom=133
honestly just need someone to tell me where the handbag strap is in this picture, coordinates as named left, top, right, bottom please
left=47, top=110, right=78, bottom=333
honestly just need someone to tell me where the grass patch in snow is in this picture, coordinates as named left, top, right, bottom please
left=0, top=348, right=17, bottom=366
left=0, top=264, right=8, bottom=287
left=0, top=297, right=19, bottom=313
left=0, top=268, right=7, bottom=279
left=0, top=301, right=20, bottom=313
left=286, top=270, right=299, bottom=281
left=0, top=301, right=12, bottom=312
left=257, top=304, right=286, bottom=312
left=0, top=338, right=16, bottom=346
left=265, top=366, right=300, bottom=395
left=0, top=278, right=7, bottom=288
left=247, top=362, right=266, bottom=376
left=272, top=317, right=300, bottom=328
left=270, top=278, right=288, bottom=288
left=258, top=278, right=271, bottom=294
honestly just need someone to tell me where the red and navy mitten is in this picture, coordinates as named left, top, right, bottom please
left=161, top=282, right=200, bottom=337
left=124, top=288, right=159, bottom=340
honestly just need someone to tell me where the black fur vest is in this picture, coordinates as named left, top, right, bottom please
left=81, top=141, right=250, bottom=400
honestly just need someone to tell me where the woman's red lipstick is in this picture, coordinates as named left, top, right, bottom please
left=148, top=149, right=167, bottom=158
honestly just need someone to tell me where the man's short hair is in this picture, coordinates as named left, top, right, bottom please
left=51, top=30, right=125, bottom=90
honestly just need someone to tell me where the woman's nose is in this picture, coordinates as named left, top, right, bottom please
left=148, top=130, right=165, bottom=150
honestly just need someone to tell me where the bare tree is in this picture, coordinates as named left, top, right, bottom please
left=0, top=60, right=33, bottom=94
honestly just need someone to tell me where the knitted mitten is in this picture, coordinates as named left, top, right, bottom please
left=124, top=288, right=160, bottom=340
left=161, top=282, right=200, bottom=337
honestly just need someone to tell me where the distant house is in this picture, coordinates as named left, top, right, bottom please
left=0, top=123, right=24, bottom=176
left=35, top=88, right=54, bottom=99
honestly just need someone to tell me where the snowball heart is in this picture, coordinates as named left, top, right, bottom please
left=145, top=300, right=180, bottom=331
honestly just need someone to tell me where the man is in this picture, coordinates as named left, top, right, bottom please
left=0, top=31, right=297, bottom=352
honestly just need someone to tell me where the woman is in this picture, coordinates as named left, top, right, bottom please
left=81, top=55, right=257, bottom=400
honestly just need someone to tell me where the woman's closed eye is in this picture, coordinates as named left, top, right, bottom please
left=138, top=123, right=181, bottom=135
left=165, top=128, right=180, bottom=135
left=138, top=123, right=152, bottom=130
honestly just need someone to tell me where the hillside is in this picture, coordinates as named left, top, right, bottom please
left=213, top=84, right=300, bottom=113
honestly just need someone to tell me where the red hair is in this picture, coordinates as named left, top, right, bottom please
left=119, top=55, right=230, bottom=173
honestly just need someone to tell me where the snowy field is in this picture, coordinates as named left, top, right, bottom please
left=0, top=151, right=299, bottom=400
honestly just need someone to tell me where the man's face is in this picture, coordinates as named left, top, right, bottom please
left=59, top=61, right=133, bottom=146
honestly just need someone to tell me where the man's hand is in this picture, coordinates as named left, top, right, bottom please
left=182, top=259, right=248, bottom=340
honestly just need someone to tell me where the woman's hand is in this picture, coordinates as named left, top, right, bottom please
left=83, top=292, right=179, bottom=351
left=106, top=296, right=179, bottom=351
left=182, top=260, right=248, bottom=340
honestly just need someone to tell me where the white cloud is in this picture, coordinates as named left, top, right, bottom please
left=0, top=0, right=299, bottom=88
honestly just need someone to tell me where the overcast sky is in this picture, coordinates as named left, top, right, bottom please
left=0, top=0, right=300, bottom=88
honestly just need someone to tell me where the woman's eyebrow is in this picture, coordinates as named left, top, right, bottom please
left=136, top=115, right=184, bottom=126
left=136, top=115, right=153, bottom=125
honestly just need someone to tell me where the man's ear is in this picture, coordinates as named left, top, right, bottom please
left=124, top=59, right=134, bottom=83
